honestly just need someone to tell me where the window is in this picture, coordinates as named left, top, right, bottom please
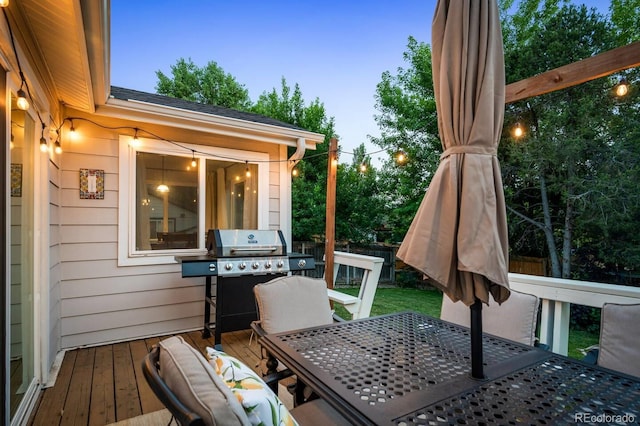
left=119, top=136, right=268, bottom=265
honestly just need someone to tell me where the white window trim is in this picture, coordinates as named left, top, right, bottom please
left=118, top=135, right=269, bottom=266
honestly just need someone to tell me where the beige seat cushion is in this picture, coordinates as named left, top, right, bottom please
left=598, top=303, right=640, bottom=378
left=440, top=290, right=540, bottom=346
left=254, top=275, right=334, bottom=334
left=159, top=336, right=249, bottom=426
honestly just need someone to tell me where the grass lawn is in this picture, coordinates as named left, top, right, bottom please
left=333, top=286, right=598, bottom=359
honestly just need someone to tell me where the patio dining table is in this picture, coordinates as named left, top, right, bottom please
left=260, top=311, right=640, bottom=425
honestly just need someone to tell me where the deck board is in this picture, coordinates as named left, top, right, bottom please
left=61, top=347, right=94, bottom=424
left=112, top=342, right=142, bottom=421
left=30, top=349, right=77, bottom=425
left=89, top=345, right=115, bottom=426
left=27, top=329, right=257, bottom=425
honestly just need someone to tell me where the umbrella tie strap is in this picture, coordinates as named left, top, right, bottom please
left=440, top=145, right=497, bottom=160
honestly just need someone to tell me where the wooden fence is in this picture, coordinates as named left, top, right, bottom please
left=291, top=242, right=396, bottom=285
left=292, top=242, right=550, bottom=285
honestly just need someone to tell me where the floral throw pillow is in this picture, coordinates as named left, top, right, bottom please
left=206, top=347, right=298, bottom=426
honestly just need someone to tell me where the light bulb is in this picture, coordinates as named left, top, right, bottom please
left=292, top=168, right=299, bottom=177
left=616, top=80, right=629, bottom=97
left=54, top=140, right=62, bottom=154
left=0, top=0, right=9, bottom=7
left=360, top=163, right=367, bottom=173
left=395, top=150, right=407, bottom=165
left=513, top=123, right=524, bottom=138
left=16, top=89, right=29, bottom=110
left=157, top=184, right=170, bottom=193
left=40, top=137, right=48, bottom=153
left=191, top=158, right=197, bottom=168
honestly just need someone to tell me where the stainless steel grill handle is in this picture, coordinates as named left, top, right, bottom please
left=230, top=247, right=278, bottom=253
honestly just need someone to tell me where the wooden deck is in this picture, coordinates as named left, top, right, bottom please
left=27, top=329, right=260, bottom=425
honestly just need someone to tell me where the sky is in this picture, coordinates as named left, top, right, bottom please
left=110, top=1, right=610, bottom=166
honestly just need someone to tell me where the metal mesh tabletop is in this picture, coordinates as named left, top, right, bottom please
left=264, top=312, right=549, bottom=424
left=395, top=355, right=640, bottom=425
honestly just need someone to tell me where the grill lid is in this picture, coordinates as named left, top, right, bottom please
left=207, top=229, right=287, bottom=258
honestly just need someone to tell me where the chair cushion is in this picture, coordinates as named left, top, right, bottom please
left=254, top=275, right=334, bottom=334
left=206, top=347, right=298, bottom=426
left=441, top=290, right=539, bottom=346
left=598, top=303, right=640, bottom=378
left=158, top=336, right=249, bottom=426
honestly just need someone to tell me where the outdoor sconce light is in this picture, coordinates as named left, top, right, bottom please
left=615, top=78, right=629, bottom=97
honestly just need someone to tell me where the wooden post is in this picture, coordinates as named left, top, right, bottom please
left=325, top=137, right=338, bottom=289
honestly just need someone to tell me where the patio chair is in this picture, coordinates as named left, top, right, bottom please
left=141, top=335, right=348, bottom=425
left=440, top=289, right=541, bottom=346
left=583, top=303, right=640, bottom=378
left=251, top=275, right=344, bottom=405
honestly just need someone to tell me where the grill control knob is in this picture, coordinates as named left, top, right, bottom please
left=277, top=260, right=285, bottom=268
left=238, top=262, right=247, bottom=270
left=225, top=263, right=233, bottom=271
left=298, top=259, right=306, bottom=268
left=264, top=261, right=272, bottom=269
left=252, top=262, right=260, bottom=270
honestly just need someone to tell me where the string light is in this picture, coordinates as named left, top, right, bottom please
left=54, top=130, right=62, bottom=154
left=513, top=122, right=524, bottom=138
left=0, top=0, right=9, bottom=7
left=69, top=119, right=77, bottom=141
left=292, top=168, right=299, bottom=177
left=131, top=128, right=140, bottom=147
left=359, top=162, right=367, bottom=173
left=191, top=150, right=197, bottom=168
left=615, top=78, right=629, bottom=97
left=245, top=161, right=251, bottom=178
left=395, top=149, right=407, bottom=165
left=39, top=122, right=48, bottom=152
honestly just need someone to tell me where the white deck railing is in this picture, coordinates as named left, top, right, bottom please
left=508, top=273, right=640, bottom=355
left=324, top=251, right=384, bottom=320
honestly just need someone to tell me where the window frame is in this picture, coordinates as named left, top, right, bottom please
left=118, top=135, right=269, bottom=266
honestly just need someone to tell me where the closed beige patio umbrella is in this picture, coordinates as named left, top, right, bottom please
left=396, top=0, right=510, bottom=378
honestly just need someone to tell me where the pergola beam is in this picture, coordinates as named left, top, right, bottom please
left=506, top=41, right=640, bottom=104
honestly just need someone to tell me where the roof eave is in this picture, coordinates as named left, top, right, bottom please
left=97, top=97, right=324, bottom=149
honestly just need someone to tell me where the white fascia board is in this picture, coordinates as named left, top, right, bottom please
left=99, top=97, right=324, bottom=149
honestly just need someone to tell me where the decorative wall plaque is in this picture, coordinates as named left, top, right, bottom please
left=11, top=163, right=22, bottom=197
left=80, top=168, right=105, bottom=199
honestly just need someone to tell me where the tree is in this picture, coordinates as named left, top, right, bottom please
left=156, top=58, right=252, bottom=110
left=500, top=3, right=636, bottom=279
left=371, top=37, right=440, bottom=242
left=335, top=145, right=385, bottom=244
left=253, top=78, right=337, bottom=241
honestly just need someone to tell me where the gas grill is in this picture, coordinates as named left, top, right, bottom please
left=176, top=229, right=315, bottom=348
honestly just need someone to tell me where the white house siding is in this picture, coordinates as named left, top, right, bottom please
left=47, top=157, right=62, bottom=368
left=57, top=112, right=284, bottom=349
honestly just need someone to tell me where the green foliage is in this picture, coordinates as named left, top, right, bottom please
left=371, top=37, right=441, bottom=242
left=156, top=58, right=251, bottom=110
left=335, top=145, right=385, bottom=244
left=499, top=3, right=640, bottom=279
